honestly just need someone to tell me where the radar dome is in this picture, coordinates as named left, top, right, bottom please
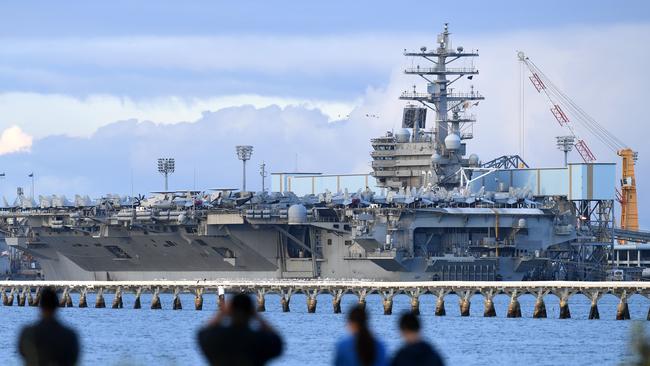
left=395, top=128, right=411, bottom=143
left=288, top=204, right=308, bottom=225
left=431, top=152, right=442, bottom=165
left=444, top=133, right=461, bottom=150
left=468, top=154, right=480, bottom=166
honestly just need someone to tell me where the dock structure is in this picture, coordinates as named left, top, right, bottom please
left=1, top=280, right=649, bottom=319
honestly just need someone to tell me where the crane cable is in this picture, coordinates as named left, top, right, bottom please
left=523, top=58, right=627, bottom=153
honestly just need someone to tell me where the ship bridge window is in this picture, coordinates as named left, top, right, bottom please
left=164, top=240, right=178, bottom=247
left=105, top=245, right=131, bottom=259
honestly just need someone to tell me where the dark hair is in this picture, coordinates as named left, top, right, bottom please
left=230, top=293, right=254, bottom=325
left=348, top=306, right=375, bottom=366
left=39, top=287, right=58, bottom=311
left=399, top=312, right=420, bottom=332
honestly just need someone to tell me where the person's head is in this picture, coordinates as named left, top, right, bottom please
left=229, top=293, right=255, bottom=325
left=347, top=306, right=375, bottom=366
left=399, top=311, right=421, bottom=343
left=39, top=287, right=59, bottom=318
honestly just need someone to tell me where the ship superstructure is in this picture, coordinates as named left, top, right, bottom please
left=0, top=25, right=621, bottom=281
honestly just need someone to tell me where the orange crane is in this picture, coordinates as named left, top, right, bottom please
left=517, top=52, right=639, bottom=234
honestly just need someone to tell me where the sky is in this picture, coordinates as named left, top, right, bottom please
left=0, top=1, right=648, bottom=226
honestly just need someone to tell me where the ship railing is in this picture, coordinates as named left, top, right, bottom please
left=399, top=91, right=485, bottom=100
left=404, top=67, right=478, bottom=74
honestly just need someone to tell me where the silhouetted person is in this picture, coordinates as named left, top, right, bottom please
left=18, top=287, right=79, bottom=366
left=198, top=293, right=283, bottom=366
left=390, top=312, right=444, bottom=366
left=334, top=306, right=387, bottom=366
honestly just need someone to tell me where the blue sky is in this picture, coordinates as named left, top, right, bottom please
left=0, top=1, right=648, bottom=225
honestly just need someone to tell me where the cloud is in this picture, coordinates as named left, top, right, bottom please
left=0, top=93, right=358, bottom=138
left=0, top=126, right=32, bottom=155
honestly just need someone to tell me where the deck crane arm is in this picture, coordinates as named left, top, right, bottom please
left=517, top=51, right=639, bottom=233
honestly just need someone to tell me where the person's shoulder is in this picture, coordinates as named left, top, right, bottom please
left=18, top=323, right=36, bottom=342
left=414, top=341, right=444, bottom=365
left=199, top=324, right=227, bottom=337
left=336, top=335, right=355, bottom=349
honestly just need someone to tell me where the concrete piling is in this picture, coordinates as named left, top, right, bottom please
left=409, top=289, right=421, bottom=315
left=559, top=297, right=571, bottom=319
left=587, top=291, right=600, bottom=320
left=589, top=300, right=600, bottom=320
left=357, top=289, right=367, bottom=310
left=533, top=291, right=547, bottom=319
left=112, top=287, right=123, bottom=309
left=2, top=280, right=650, bottom=321
left=281, top=297, right=290, bottom=312
left=95, top=288, right=106, bottom=308
left=307, top=293, right=317, bottom=314
left=435, top=290, right=446, bottom=316
left=483, top=290, right=496, bottom=317
left=616, top=292, right=630, bottom=320
left=18, top=288, right=27, bottom=306
left=78, top=289, right=88, bottom=308
left=332, top=290, right=342, bottom=314
left=172, top=289, right=182, bottom=310
left=63, top=288, right=73, bottom=307
left=218, top=287, right=226, bottom=311
left=151, top=288, right=162, bottom=309
left=30, top=288, right=40, bottom=307
left=507, top=292, right=521, bottom=318
left=194, top=289, right=203, bottom=311
left=280, top=289, right=292, bottom=312
left=459, top=291, right=471, bottom=317
left=27, top=288, right=34, bottom=307
left=6, top=288, right=15, bottom=306
left=133, top=288, right=142, bottom=309
left=381, top=290, right=394, bottom=315
left=256, top=290, right=266, bottom=312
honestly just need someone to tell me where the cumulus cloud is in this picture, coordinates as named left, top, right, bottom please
left=0, top=93, right=357, bottom=138
left=0, top=126, right=32, bottom=155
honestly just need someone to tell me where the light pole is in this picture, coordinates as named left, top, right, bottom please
left=260, top=162, right=268, bottom=192
left=236, top=145, right=253, bottom=192
left=556, top=136, right=575, bottom=167
left=157, top=158, right=175, bottom=191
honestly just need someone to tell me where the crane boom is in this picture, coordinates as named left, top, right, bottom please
left=517, top=51, right=639, bottom=238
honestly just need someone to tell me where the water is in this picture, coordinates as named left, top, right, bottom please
left=1, top=292, right=648, bottom=365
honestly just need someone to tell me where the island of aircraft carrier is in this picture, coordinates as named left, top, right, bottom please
left=1, top=24, right=645, bottom=282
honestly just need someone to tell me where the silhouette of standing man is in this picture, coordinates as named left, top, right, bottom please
left=391, top=312, right=444, bottom=366
left=18, top=287, right=80, bottom=366
left=198, top=293, right=283, bottom=366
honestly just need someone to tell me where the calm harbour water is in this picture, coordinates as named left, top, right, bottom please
left=1, top=292, right=648, bottom=365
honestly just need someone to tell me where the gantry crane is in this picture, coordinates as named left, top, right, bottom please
left=517, top=52, right=639, bottom=234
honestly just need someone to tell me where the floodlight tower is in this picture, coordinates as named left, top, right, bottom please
left=157, top=158, right=175, bottom=191
left=236, top=145, right=253, bottom=192
left=556, top=136, right=575, bottom=167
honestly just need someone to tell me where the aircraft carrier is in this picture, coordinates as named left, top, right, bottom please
left=0, top=24, right=622, bottom=281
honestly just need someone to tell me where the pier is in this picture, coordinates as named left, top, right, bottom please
left=1, top=280, right=649, bottom=320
